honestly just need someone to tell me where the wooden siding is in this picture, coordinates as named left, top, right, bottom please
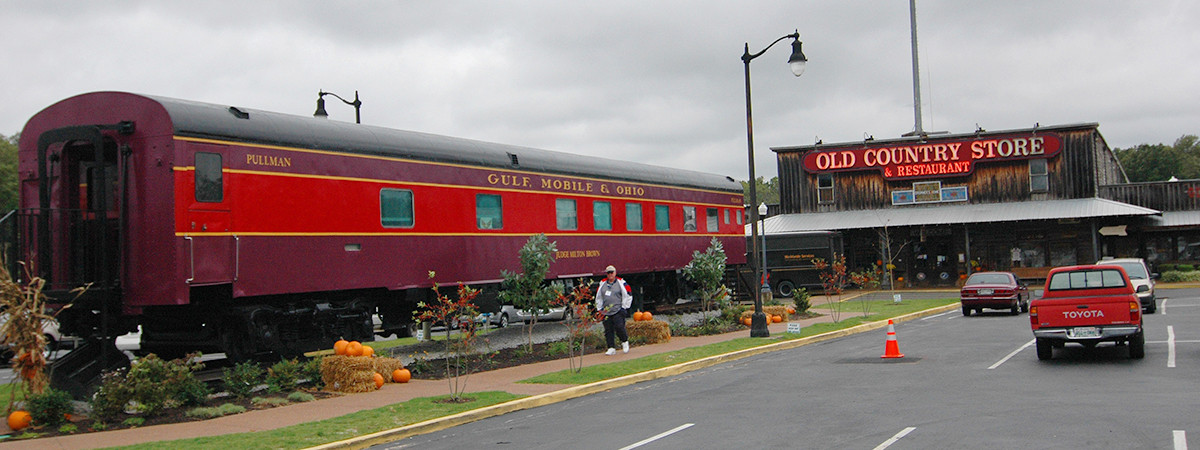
left=776, top=125, right=1126, bottom=214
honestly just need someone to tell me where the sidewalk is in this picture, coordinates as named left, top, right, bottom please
left=6, top=297, right=954, bottom=449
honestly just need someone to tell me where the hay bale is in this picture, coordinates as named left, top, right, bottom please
left=320, top=355, right=378, bottom=393
left=627, top=320, right=670, bottom=344
left=372, top=357, right=405, bottom=382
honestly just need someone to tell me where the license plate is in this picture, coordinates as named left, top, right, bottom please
left=1070, top=327, right=1101, bottom=338
left=978, top=289, right=993, bottom=295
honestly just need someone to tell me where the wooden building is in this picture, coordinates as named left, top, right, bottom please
left=763, top=123, right=1194, bottom=287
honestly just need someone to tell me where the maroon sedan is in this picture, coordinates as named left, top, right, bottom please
left=960, top=271, right=1030, bottom=316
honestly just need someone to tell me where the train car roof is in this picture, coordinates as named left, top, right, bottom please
left=130, top=93, right=740, bottom=193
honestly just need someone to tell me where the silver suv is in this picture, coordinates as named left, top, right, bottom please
left=1097, top=257, right=1157, bottom=313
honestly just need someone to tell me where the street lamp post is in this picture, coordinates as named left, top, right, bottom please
left=759, top=202, right=770, bottom=293
left=744, top=30, right=806, bottom=338
left=313, top=90, right=362, bottom=124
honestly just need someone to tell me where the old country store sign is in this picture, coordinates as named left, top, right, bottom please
left=802, top=132, right=1063, bottom=180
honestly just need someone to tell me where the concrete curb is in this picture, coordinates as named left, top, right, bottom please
left=310, top=302, right=960, bottom=449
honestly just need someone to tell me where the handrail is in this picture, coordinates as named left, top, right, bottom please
left=186, top=236, right=195, bottom=283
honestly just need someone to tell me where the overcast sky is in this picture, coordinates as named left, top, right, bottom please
left=3, top=1, right=1196, bottom=179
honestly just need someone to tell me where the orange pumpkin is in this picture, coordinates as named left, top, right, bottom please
left=346, top=341, right=363, bottom=357
left=7, top=410, right=31, bottom=431
left=742, top=317, right=752, bottom=326
left=361, top=345, right=375, bottom=358
left=632, top=311, right=645, bottom=321
left=373, top=372, right=385, bottom=389
left=334, top=339, right=350, bottom=355
left=392, top=368, right=412, bottom=383
left=772, top=315, right=783, bottom=323
left=786, top=306, right=796, bottom=314
left=642, top=312, right=653, bottom=321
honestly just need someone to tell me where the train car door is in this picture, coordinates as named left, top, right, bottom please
left=185, top=150, right=235, bottom=285
left=33, top=126, right=122, bottom=291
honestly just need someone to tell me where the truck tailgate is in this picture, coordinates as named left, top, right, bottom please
left=1031, top=294, right=1138, bottom=329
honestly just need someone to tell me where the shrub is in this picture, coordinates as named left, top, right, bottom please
left=121, top=353, right=210, bottom=415
left=287, top=391, right=315, bottom=403
left=793, top=287, right=812, bottom=313
left=27, top=388, right=74, bottom=427
left=251, top=397, right=289, bottom=407
left=89, top=370, right=132, bottom=422
left=545, top=341, right=569, bottom=357
left=1159, top=264, right=1177, bottom=272
left=1179, top=264, right=1196, bottom=272
left=222, top=361, right=264, bottom=398
left=122, top=417, right=145, bottom=427
left=57, top=423, right=78, bottom=434
left=90, top=421, right=107, bottom=432
left=1161, top=270, right=1200, bottom=282
left=300, top=357, right=324, bottom=388
left=266, top=359, right=302, bottom=394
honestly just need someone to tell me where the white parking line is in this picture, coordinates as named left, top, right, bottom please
left=619, top=423, right=694, bottom=450
left=1168, top=326, right=1177, bottom=368
left=989, top=339, right=1035, bottom=370
left=1162, top=298, right=1169, bottom=315
left=873, top=427, right=916, bottom=450
left=1174, top=430, right=1187, bottom=450
left=921, top=311, right=952, bottom=321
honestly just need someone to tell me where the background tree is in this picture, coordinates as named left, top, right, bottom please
left=741, top=176, right=780, bottom=206
left=0, top=133, right=18, bottom=213
left=550, top=279, right=602, bottom=373
left=413, top=272, right=481, bottom=401
left=682, top=237, right=729, bottom=320
left=1113, top=134, right=1200, bottom=181
left=498, top=234, right=559, bottom=352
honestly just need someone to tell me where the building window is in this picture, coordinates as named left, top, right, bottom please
left=683, top=206, right=697, bottom=232
left=380, top=189, right=414, bottom=228
left=195, top=152, right=223, bottom=202
left=556, top=198, right=578, bottom=230
left=626, top=203, right=643, bottom=231
left=706, top=208, right=719, bottom=232
left=655, top=205, right=671, bottom=231
left=476, top=194, right=503, bottom=229
left=1030, top=159, right=1048, bottom=192
left=594, top=201, right=612, bottom=231
left=817, top=173, right=834, bottom=204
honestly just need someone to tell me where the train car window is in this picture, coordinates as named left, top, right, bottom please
left=682, top=206, right=697, bottom=232
left=476, top=194, right=503, bottom=229
left=626, top=203, right=642, bottom=231
left=380, top=189, right=415, bottom=228
left=724, top=208, right=730, bottom=225
left=736, top=208, right=743, bottom=225
left=556, top=198, right=578, bottom=230
left=817, top=173, right=835, bottom=204
left=706, top=208, right=719, bottom=232
left=194, top=152, right=223, bottom=202
left=593, top=201, right=612, bottom=231
left=655, top=205, right=670, bottom=231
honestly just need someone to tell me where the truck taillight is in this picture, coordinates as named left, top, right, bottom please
left=1130, top=301, right=1141, bottom=322
left=1130, top=301, right=1139, bottom=312
left=1030, top=306, right=1037, bottom=316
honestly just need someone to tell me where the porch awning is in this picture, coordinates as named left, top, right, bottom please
left=757, top=197, right=1160, bottom=234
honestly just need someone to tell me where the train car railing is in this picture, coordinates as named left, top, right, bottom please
left=9, top=208, right=120, bottom=292
left=0, top=209, right=16, bottom=279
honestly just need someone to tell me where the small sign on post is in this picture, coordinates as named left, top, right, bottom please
left=893, top=293, right=902, bottom=303
left=786, top=322, right=803, bottom=334
left=415, top=329, right=425, bottom=341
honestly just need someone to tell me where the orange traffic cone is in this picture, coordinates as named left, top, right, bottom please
left=881, top=319, right=905, bottom=359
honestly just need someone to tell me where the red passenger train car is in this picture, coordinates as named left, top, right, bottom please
left=9, top=92, right=745, bottom=391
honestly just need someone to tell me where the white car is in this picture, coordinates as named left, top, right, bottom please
left=0, top=314, right=72, bottom=361
left=1097, top=257, right=1157, bottom=313
left=480, top=305, right=573, bottom=328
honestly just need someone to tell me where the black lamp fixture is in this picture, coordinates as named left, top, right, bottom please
left=313, top=90, right=362, bottom=124
left=743, top=30, right=806, bottom=338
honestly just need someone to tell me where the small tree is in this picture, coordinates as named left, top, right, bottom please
left=0, top=260, right=86, bottom=405
left=813, top=253, right=848, bottom=323
left=498, top=234, right=559, bottom=352
left=414, top=272, right=481, bottom=401
left=682, top=237, right=730, bottom=321
left=550, top=280, right=602, bottom=373
left=849, top=263, right=883, bottom=317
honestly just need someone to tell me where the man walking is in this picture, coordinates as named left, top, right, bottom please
left=595, top=265, right=633, bottom=355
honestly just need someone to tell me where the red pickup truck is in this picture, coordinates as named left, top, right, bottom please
left=1029, top=265, right=1144, bottom=360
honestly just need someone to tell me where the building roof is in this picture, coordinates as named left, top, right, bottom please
left=1146, top=211, right=1200, bottom=228
left=756, top=197, right=1161, bottom=234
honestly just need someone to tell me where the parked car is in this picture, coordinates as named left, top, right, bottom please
left=0, top=314, right=73, bottom=363
left=1030, top=264, right=1144, bottom=360
left=1096, top=257, right=1157, bottom=313
left=960, top=271, right=1030, bottom=316
left=480, top=305, right=573, bottom=328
